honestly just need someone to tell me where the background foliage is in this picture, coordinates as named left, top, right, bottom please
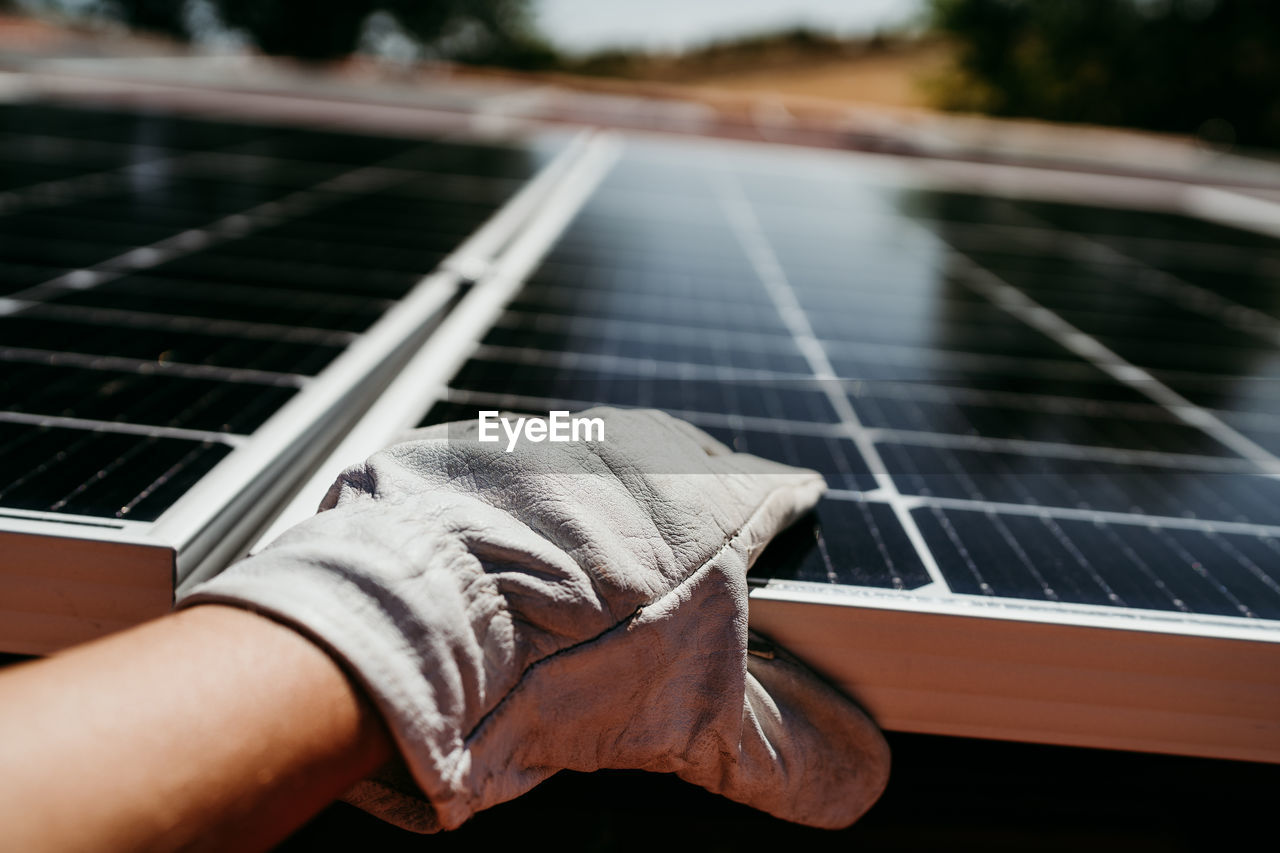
left=927, top=0, right=1280, bottom=148
left=24, top=0, right=556, bottom=67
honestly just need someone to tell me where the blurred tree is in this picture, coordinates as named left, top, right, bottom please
left=23, top=0, right=556, bottom=67
left=219, top=0, right=553, bottom=65
left=928, top=0, right=1280, bottom=149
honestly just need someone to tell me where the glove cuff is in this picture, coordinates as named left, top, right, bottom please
left=177, top=515, right=480, bottom=833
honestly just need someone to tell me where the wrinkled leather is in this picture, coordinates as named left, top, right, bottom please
left=179, top=408, right=889, bottom=832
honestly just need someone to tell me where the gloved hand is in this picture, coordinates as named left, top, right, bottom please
left=179, top=407, right=889, bottom=832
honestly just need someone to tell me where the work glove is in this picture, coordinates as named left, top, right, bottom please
left=179, top=407, right=889, bottom=832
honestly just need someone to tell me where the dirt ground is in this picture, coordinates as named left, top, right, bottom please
left=677, top=41, right=953, bottom=110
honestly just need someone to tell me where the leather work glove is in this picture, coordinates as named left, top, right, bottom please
left=179, top=407, right=889, bottom=832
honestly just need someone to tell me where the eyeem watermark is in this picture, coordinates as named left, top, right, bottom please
left=477, top=410, right=605, bottom=452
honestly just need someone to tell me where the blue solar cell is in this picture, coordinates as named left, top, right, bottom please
left=418, top=150, right=1280, bottom=623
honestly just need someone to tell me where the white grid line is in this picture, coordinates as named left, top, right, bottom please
left=446, top=362, right=1268, bottom=475
left=820, top=486, right=1280, bottom=539
left=440, top=386, right=847, bottom=439
left=951, top=253, right=1280, bottom=475
left=4, top=160, right=409, bottom=306
left=867, top=427, right=1261, bottom=474
left=1008, top=203, right=1280, bottom=347
left=0, top=410, right=245, bottom=446
left=713, top=171, right=949, bottom=592
left=466, top=341, right=1271, bottom=469
left=0, top=150, right=200, bottom=217
left=471, top=341, right=813, bottom=384
left=14, top=300, right=355, bottom=347
left=0, top=345, right=307, bottom=388
left=501, top=282, right=1280, bottom=388
left=495, top=307, right=805, bottom=355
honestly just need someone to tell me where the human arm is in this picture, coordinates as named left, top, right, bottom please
left=0, top=407, right=890, bottom=848
left=0, top=604, right=391, bottom=853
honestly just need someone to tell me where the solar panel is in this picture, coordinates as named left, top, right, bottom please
left=0, top=100, right=576, bottom=651
left=8, top=94, right=1278, bottom=760
left=322, top=136, right=1278, bottom=761
left=409, top=142, right=1280, bottom=605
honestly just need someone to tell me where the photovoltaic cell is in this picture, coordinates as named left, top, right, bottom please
left=0, top=101, right=549, bottom=523
left=699, top=426, right=876, bottom=494
left=47, top=275, right=389, bottom=333
left=417, top=140, right=1280, bottom=622
left=0, top=316, right=343, bottom=375
left=12, top=98, right=1276, bottom=629
left=753, top=499, right=931, bottom=590
left=0, top=422, right=231, bottom=522
left=0, top=103, right=270, bottom=149
left=450, top=354, right=840, bottom=424
left=0, top=362, right=296, bottom=435
left=0, top=260, right=72, bottom=293
left=914, top=507, right=1280, bottom=619
left=484, top=312, right=812, bottom=374
left=849, top=385, right=1234, bottom=456
left=878, top=441, right=1280, bottom=525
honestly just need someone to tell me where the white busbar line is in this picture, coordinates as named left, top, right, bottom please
left=822, top=480, right=1280, bottom=539
left=443, top=382, right=1263, bottom=474
left=0, top=410, right=245, bottom=446
left=714, top=171, right=949, bottom=593
left=244, top=132, right=619, bottom=555
left=448, top=388, right=1280, bottom=535
left=440, top=386, right=851, bottom=439
left=1007, top=202, right=1280, bottom=348
left=0, top=345, right=307, bottom=388
left=952, top=255, right=1280, bottom=475
left=14, top=300, right=355, bottom=347
left=0, top=149, right=206, bottom=217
left=5, top=155, right=414, bottom=306
left=906, top=493, right=1280, bottom=540
left=868, top=427, right=1265, bottom=474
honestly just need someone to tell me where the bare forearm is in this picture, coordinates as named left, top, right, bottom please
left=0, top=605, right=393, bottom=852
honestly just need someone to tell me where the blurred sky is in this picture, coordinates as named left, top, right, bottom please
left=534, top=0, right=925, bottom=55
